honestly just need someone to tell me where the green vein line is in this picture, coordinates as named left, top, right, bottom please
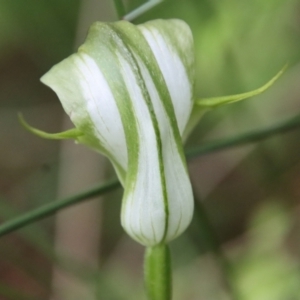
left=1, top=114, right=300, bottom=237
left=112, top=21, right=187, bottom=171
left=112, top=23, right=170, bottom=243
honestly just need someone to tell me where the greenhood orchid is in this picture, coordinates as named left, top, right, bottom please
left=39, top=19, right=195, bottom=246
left=20, top=18, right=285, bottom=247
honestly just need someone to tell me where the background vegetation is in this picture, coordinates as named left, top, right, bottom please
left=0, top=0, right=300, bottom=299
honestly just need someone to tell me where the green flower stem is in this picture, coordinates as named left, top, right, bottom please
left=186, top=113, right=300, bottom=159
left=112, top=0, right=126, bottom=20
left=1, top=113, right=300, bottom=237
left=144, top=244, right=171, bottom=300
left=0, top=179, right=120, bottom=237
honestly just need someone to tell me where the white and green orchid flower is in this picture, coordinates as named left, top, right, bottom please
left=20, top=18, right=285, bottom=247
left=36, top=19, right=195, bottom=246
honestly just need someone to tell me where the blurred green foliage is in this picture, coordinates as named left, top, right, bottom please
left=0, top=0, right=300, bottom=299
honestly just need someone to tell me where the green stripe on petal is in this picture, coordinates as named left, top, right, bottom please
left=116, top=50, right=168, bottom=245
left=114, top=20, right=192, bottom=164
left=137, top=19, right=195, bottom=136
left=132, top=57, right=194, bottom=243
left=111, top=20, right=194, bottom=245
left=79, top=23, right=140, bottom=189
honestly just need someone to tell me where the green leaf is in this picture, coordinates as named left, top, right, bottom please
left=18, top=113, right=83, bottom=140
left=196, top=64, right=287, bottom=108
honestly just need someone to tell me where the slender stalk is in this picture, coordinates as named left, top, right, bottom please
left=186, top=113, right=300, bottom=159
left=112, top=0, right=126, bottom=19
left=144, top=244, right=171, bottom=300
left=0, top=179, right=120, bottom=237
left=124, top=0, right=163, bottom=21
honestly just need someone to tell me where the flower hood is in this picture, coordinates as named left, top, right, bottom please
left=40, top=19, right=195, bottom=246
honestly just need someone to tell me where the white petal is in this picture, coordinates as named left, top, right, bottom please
left=138, top=20, right=194, bottom=135
left=41, top=20, right=195, bottom=247
left=75, top=53, right=128, bottom=171
left=137, top=58, right=194, bottom=243
left=118, top=53, right=165, bottom=245
left=120, top=51, right=193, bottom=246
left=41, top=53, right=128, bottom=174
